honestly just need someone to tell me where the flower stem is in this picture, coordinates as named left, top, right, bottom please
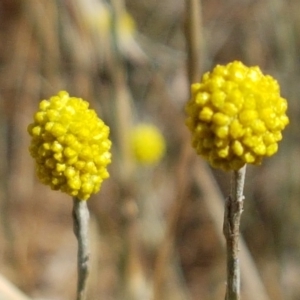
left=223, top=165, right=246, bottom=300
left=73, top=197, right=90, bottom=300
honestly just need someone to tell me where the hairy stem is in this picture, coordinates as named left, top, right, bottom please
left=223, top=165, right=246, bottom=300
left=73, top=197, right=90, bottom=300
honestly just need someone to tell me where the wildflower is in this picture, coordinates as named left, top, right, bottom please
left=130, top=124, right=166, bottom=165
left=28, top=91, right=112, bottom=200
left=185, top=61, right=289, bottom=171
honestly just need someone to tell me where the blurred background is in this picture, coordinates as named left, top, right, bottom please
left=0, top=0, right=299, bottom=299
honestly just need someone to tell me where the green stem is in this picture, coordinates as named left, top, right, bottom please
left=223, top=165, right=246, bottom=300
left=73, top=197, right=90, bottom=300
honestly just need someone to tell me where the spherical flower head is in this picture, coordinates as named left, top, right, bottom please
left=185, top=61, right=289, bottom=171
left=28, top=91, right=112, bottom=200
left=130, top=124, right=166, bottom=165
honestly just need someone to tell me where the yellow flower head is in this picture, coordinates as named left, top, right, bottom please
left=185, top=61, right=289, bottom=171
left=28, top=91, right=112, bottom=200
left=130, top=124, right=166, bottom=165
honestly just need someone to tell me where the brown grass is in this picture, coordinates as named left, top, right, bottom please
left=0, top=0, right=298, bottom=299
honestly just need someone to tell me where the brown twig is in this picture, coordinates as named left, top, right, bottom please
left=185, top=0, right=203, bottom=82
left=152, top=142, right=192, bottom=300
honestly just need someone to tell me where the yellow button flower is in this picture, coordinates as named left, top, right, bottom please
left=185, top=61, right=289, bottom=171
left=130, top=124, right=166, bottom=165
left=28, top=91, right=112, bottom=200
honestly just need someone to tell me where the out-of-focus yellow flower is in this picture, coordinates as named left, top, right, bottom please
left=28, top=91, right=112, bottom=200
left=185, top=61, right=289, bottom=171
left=79, top=0, right=145, bottom=63
left=130, top=124, right=166, bottom=165
left=118, top=12, right=136, bottom=37
left=83, top=3, right=136, bottom=37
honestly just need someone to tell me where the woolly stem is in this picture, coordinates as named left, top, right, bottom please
left=73, top=197, right=90, bottom=300
left=223, top=165, right=246, bottom=300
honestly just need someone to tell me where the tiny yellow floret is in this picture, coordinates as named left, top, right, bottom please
left=130, top=124, right=166, bottom=165
left=28, top=91, right=112, bottom=200
left=185, top=61, right=289, bottom=171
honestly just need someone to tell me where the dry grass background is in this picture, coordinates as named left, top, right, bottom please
left=0, top=0, right=299, bottom=299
